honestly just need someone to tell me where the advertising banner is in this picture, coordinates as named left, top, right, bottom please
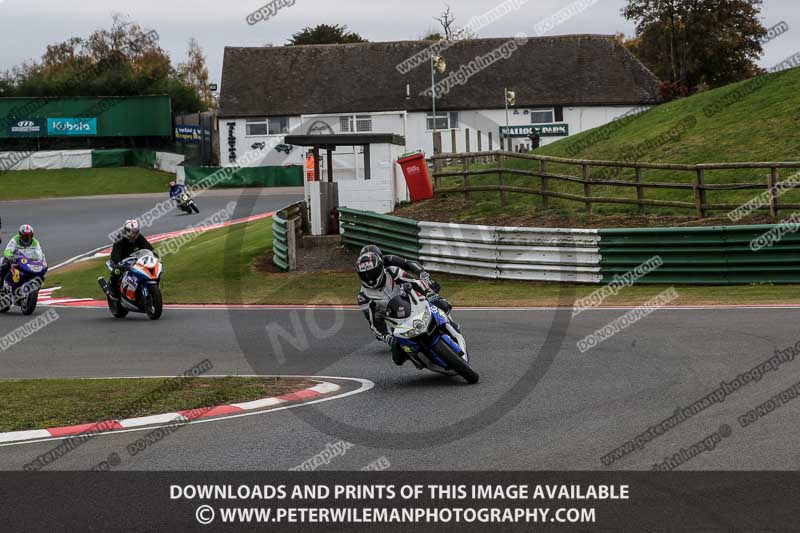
left=175, top=125, right=202, bottom=144
left=8, top=118, right=46, bottom=137
left=499, top=123, right=569, bottom=138
left=47, top=118, right=97, bottom=136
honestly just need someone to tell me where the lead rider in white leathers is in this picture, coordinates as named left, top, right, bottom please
left=356, top=246, right=453, bottom=366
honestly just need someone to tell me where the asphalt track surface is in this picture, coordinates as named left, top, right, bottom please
left=1, top=188, right=799, bottom=471
left=0, top=188, right=302, bottom=265
left=2, top=303, right=800, bottom=471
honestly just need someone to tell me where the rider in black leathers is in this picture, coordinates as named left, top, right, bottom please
left=356, top=245, right=452, bottom=366
left=108, top=219, right=155, bottom=299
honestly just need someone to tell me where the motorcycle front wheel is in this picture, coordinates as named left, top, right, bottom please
left=431, top=337, right=479, bottom=384
left=145, top=285, right=163, bottom=320
left=20, top=290, right=38, bottom=315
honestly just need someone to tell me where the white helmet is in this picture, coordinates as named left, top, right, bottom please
left=122, top=219, right=140, bottom=241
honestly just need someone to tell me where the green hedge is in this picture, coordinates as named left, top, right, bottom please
left=91, top=149, right=156, bottom=168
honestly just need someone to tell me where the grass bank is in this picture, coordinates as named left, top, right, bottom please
left=396, top=67, right=800, bottom=226
left=0, top=167, right=173, bottom=200
left=45, top=217, right=800, bottom=306
left=0, top=376, right=314, bottom=432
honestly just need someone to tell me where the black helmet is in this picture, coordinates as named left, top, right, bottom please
left=385, top=292, right=412, bottom=321
left=359, top=244, right=383, bottom=258
left=356, top=252, right=385, bottom=289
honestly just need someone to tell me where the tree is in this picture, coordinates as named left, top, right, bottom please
left=622, top=0, right=766, bottom=92
left=177, top=38, right=215, bottom=110
left=434, top=5, right=458, bottom=40
left=287, top=24, right=367, bottom=45
left=1, top=14, right=207, bottom=113
left=433, top=4, right=476, bottom=41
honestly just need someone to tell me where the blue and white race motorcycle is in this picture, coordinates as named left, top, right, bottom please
left=0, top=250, right=48, bottom=315
left=384, top=284, right=478, bottom=384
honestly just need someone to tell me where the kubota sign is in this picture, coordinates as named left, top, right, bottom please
left=47, top=117, right=97, bottom=136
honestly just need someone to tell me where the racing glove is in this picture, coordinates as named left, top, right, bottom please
left=419, top=271, right=441, bottom=294
left=428, top=293, right=453, bottom=314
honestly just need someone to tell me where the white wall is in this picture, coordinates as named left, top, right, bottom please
left=220, top=116, right=305, bottom=168
left=154, top=152, right=185, bottom=174
left=220, top=113, right=410, bottom=172
left=220, top=105, right=650, bottom=167
left=0, top=150, right=92, bottom=171
left=405, top=106, right=649, bottom=155
left=304, top=142, right=408, bottom=215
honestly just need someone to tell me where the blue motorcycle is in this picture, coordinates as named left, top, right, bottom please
left=0, top=250, right=48, bottom=315
left=170, top=186, right=200, bottom=215
left=384, top=284, right=478, bottom=384
left=97, top=250, right=164, bottom=320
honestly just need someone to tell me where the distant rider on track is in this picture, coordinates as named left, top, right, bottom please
left=355, top=245, right=453, bottom=366
left=168, top=180, right=186, bottom=200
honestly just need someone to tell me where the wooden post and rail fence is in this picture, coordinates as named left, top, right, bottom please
left=429, top=149, right=800, bottom=219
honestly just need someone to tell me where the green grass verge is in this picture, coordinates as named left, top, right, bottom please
left=0, top=376, right=314, bottom=432
left=0, top=167, right=173, bottom=200
left=47, top=217, right=277, bottom=303
left=396, top=68, right=800, bottom=225
left=45, top=217, right=800, bottom=306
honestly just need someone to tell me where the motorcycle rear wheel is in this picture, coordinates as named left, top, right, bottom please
left=431, top=337, right=479, bottom=384
left=107, top=296, right=128, bottom=318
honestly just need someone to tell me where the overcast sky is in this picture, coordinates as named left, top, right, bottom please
left=0, top=0, right=797, bottom=84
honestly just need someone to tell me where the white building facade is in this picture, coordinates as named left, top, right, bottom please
left=221, top=104, right=647, bottom=170
left=218, top=36, right=660, bottom=212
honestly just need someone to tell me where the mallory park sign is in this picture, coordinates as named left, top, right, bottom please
left=499, top=123, right=569, bottom=138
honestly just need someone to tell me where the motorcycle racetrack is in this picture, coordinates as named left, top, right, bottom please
left=2, top=299, right=800, bottom=471
left=0, top=188, right=302, bottom=265
left=1, top=188, right=799, bottom=472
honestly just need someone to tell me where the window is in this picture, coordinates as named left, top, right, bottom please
left=340, top=115, right=373, bottom=133
left=268, top=116, right=289, bottom=135
left=426, top=111, right=459, bottom=130
left=246, top=116, right=289, bottom=136
left=530, top=109, right=554, bottom=124
left=355, top=116, right=372, bottom=132
left=246, top=118, right=267, bottom=136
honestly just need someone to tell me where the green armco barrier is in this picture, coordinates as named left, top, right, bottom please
left=337, top=208, right=799, bottom=285
left=272, top=202, right=304, bottom=271
left=599, top=224, right=800, bottom=284
left=91, top=149, right=156, bottom=168
left=272, top=213, right=289, bottom=271
left=338, top=207, right=420, bottom=259
left=184, top=166, right=303, bottom=188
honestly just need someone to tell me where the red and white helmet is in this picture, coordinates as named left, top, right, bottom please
left=122, top=219, right=140, bottom=241
left=18, top=224, right=34, bottom=246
